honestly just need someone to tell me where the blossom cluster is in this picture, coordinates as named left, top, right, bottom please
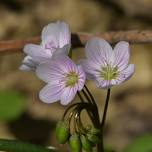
left=20, top=21, right=135, bottom=105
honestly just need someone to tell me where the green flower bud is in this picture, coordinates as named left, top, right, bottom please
left=55, top=121, right=69, bottom=144
left=80, top=135, right=92, bottom=152
left=69, top=134, right=81, bottom=152
left=87, top=133, right=100, bottom=144
left=89, top=127, right=100, bottom=135
left=85, top=125, right=92, bottom=132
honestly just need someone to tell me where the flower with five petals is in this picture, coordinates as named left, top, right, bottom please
left=36, top=55, right=86, bottom=105
left=80, top=38, right=135, bottom=89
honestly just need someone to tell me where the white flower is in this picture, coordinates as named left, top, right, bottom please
left=36, top=55, right=86, bottom=105
left=80, top=38, right=135, bottom=89
left=20, top=21, right=71, bottom=71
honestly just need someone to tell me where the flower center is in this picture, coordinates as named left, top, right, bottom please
left=100, top=65, right=118, bottom=80
left=65, top=72, right=79, bottom=87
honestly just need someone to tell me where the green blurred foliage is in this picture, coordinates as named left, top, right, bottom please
left=0, top=90, right=27, bottom=121
left=0, top=138, right=55, bottom=152
left=123, top=134, right=152, bottom=152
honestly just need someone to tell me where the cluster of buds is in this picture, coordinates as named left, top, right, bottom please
left=55, top=102, right=101, bottom=152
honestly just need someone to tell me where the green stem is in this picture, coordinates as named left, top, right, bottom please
left=62, top=103, right=80, bottom=120
left=80, top=89, right=99, bottom=124
left=98, top=88, right=111, bottom=152
left=77, top=92, right=95, bottom=124
left=68, top=106, right=80, bottom=133
left=79, top=89, right=103, bottom=152
left=101, top=89, right=111, bottom=128
left=82, top=89, right=92, bottom=104
left=97, top=138, right=104, bottom=152
left=84, top=85, right=97, bottom=106
left=68, top=48, right=72, bottom=58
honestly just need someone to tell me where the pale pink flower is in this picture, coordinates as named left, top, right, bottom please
left=20, top=21, right=71, bottom=71
left=36, top=56, right=86, bottom=105
left=80, top=38, right=135, bottom=89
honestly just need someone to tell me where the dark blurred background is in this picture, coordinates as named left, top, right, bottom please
left=0, top=0, right=152, bottom=151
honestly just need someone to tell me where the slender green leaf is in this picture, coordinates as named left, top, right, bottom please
left=0, top=139, right=57, bottom=152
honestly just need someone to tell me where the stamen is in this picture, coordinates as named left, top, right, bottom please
left=66, top=71, right=79, bottom=87
left=100, top=65, right=118, bottom=80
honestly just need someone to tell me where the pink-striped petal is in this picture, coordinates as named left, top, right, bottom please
left=113, top=41, right=130, bottom=71
left=24, top=44, right=52, bottom=62
left=36, top=61, right=65, bottom=83
left=77, top=65, right=86, bottom=91
left=39, top=83, right=62, bottom=103
left=116, top=64, right=135, bottom=84
left=80, top=59, right=100, bottom=79
left=95, top=77, right=112, bottom=89
left=53, top=55, right=78, bottom=73
left=58, top=22, right=71, bottom=47
left=85, top=38, right=113, bottom=66
left=41, top=21, right=71, bottom=48
left=60, top=87, right=77, bottom=105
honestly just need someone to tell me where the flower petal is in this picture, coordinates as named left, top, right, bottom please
left=53, top=55, right=78, bottom=73
left=19, top=64, right=33, bottom=71
left=60, top=87, right=77, bottom=105
left=116, top=64, right=135, bottom=84
left=41, top=21, right=71, bottom=48
left=58, top=21, right=71, bottom=47
left=95, top=77, right=112, bottom=89
left=80, top=59, right=100, bottom=80
left=36, top=55, right=78, bottom=84
left=77, top=65, right=86, bottom=91
left=51, top=44, right=70, bottom=59
left=19, top=56, right=38, bottom=71
left=24, top=44, right=52, bottom=62
left=85, top=37, right=113, bottom=66
left=113, top=41, right=130, bottom=70
left=36, top=61, right=65, bottom=83
left=39, top=83, right=62, bottom=103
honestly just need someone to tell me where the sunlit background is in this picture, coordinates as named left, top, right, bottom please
left=0, top=0, right=152, bottom=151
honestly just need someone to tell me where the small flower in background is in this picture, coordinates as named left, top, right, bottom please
left=36, top=55, right=86, bottom=105
left=20, top=21, right=71, bottom=71
left=80, top=38, right=135, bottom=89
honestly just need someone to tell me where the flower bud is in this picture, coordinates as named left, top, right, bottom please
left=55, top=121, right=69, bottom=144
left=89, top=127, right=100, bottom=135
left=80, top=134, right=92, bottom=152
left=87, top=133, right=100, bottom=144
left=69, top=134, right=81, bottom=152
left=85, top=125, right=92, bottom=132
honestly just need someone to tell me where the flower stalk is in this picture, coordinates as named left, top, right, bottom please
left=101, top=89, right=111, bottom=128
left=97, top=89, right=111, bottom=152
